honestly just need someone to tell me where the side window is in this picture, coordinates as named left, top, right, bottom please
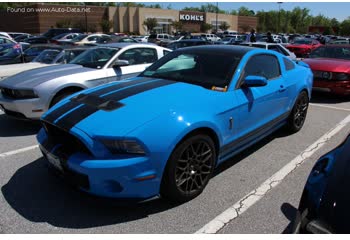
left=242, top=54, right=281, bottom=81
left=118, top=48, right=158, bottom=65
left=283, top=58, right=295, bottom=71
left=87, top=36, right=98, bottom=41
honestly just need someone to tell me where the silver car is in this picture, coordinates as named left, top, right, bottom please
left=240, top=42, right=297, bottom=60
left=0, top=43, right=171, bottom=119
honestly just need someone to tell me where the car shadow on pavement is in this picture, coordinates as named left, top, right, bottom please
left=280, top=202, right=298, bottom=233
left=213, top=128, right=290, bottom=177
left=310, top=92, right=350, bottom=104
left=0, top=115, right=41, bottom=137
left=1, top=157, right=181, bottom=229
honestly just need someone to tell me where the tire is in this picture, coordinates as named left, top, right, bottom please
left=50, top=90, right=79, bottom=108
left=160, top=134, right=216, bottom=202
left=286, top=91, right=309, bottom=133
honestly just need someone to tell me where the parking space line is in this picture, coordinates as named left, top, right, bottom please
left=310, top=103, right=350, bottom=112
left=195, top=114, right=350, bottom=234
left=0, top=145, right=39, bottom=158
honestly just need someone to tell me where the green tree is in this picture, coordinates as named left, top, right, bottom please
left=238, top=6, right=255, bottom=16
left=182, top=7, right=201, bottom=12
left=322, top=26, right=334, bottom=35
left=200, top=23, right=213, bottom=33
left=100, top=19, right=113, bottom=33
left=340, top=18, right=350, bottom=35
left=143, top=18, right=158, bottom=33
left=171, top=20, right=183, bottom=32
left=219, top=22, right=230, bottom=31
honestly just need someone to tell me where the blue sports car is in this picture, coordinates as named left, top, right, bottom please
left=37, top=45, right=313, bottom=202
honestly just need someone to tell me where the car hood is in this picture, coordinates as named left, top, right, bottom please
left=0, top=62, right=51, bottom=79
left=303, top=58, right=350, bottom=72
left=43, top=78, right=219, bottom=138
left=0, top=64, right=96, bottom=88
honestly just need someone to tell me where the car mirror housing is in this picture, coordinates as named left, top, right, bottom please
left=113, top=60, right=129, bottom=67
left=243, top=75, right=268, bottom=87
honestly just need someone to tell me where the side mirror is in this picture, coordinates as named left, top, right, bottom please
left=242, top=75, right=267, bottom=88
left=112, top=59, right=129, bottom=67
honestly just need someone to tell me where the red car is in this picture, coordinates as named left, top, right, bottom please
left=286, top=38, right=322, bottom=58
left=303, top=45, right=350, bottom=96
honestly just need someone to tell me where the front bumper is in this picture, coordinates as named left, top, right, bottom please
left=0, top=94, right=45, bottom=119
left=38, top=130, right=160, bottom=199
left=313, top=80, right=350, bottom=96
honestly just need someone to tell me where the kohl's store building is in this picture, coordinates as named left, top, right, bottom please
left=111, top=7, right=257, bottom=35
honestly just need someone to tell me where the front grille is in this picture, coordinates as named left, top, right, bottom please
left=42, top=121, right=92, bottom=157
left=3, top=109, right=27, bottom=119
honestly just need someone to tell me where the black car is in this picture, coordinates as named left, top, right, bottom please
left=22, top=44, right=64, bottom=62
left=24, top=28, right=82, bottom=44
left=293, top=133, right=350, bottom=233
left=166, top=39, right=211, bottom=50
left=84, top=35, right=138, bottom=46
left=13, top=34, right=33, bottom=42
left=0, top=44, right=23, bottom=65
left=31, top=46, right=88, bottom=64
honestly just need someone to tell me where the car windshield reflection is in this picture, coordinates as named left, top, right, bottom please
left=140, top=51, right=241, bottom=89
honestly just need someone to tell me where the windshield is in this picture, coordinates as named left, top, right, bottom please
left=69, top=47, right=119, bottom=69
left=293, top=39, right=313, bottom=45
left=139, top=51, right=241, bottom=89
left=71, top=34, right=87, bottom=42
left=32, top=49, right=61, bottom=63
left=0, top=45, right=21, bottom=57
left=52, top=33, right=69, bottom=40
left=309, top=46, right=350, bottom=60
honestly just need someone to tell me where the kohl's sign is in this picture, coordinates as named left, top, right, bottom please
left=179, top=13, right=204, bottom=22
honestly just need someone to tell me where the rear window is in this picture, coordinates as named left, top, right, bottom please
left=149, top=34, right=157, bottom=39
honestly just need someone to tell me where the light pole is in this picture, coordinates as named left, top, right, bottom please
left=277, top=2, right=283, bottom=33
left=84, top=3, right=88, bottom=33
left=216, top=2, right=218, bottom=33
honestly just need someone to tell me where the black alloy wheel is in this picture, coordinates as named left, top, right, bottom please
left=287, top=91, right=309, bottom=133
left=161, top=134, right=216, bottom=202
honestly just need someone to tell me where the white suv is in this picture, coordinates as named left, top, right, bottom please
left=148, top=34, right=173, bottom=46
left=201, top=34, right=221, bottom=42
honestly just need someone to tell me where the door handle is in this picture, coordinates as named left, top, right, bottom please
left=279, top=85, right=286, bottom=92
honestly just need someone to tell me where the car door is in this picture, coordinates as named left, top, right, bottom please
left=232, top=54, right=289, bottom=145
left=108, top=47, right=159, bottom=81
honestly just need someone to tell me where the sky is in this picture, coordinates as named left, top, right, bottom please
left=142, top=2, right=350, bottom=22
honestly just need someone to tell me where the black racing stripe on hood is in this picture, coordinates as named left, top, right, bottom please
left=55, top=79, right=176, bottom=131
left=88, top=77, right=152, bottom=96
left=43, top=77, right=152, bottom=123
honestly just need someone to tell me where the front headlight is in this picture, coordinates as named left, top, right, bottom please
left=14, top=89, right=38, bottom=99
left=322, top=71, right=332, bottom=80
left=101, top=139, right=146, bottom=155
left=335, top=73, right=349, bottom=81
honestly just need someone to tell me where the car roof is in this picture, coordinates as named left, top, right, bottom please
left=177, top=45, right=253, bottom=57
left=99, top=42, right=157, bottom=48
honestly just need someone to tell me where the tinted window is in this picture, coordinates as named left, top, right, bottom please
left=118, top=48, right=158, bottom=65
left=163, top=50, right=171, bottom=55
left=70, top=47, right=119, bottom=69
left=309, top=46, right=350, bottom=60
left=140, top=51, right=241, bottom=89
left=32, top=49, right=61, bottom=63
left=283, top=58, right=295, bottom=71
left=242, top=54, right=281, bottom=80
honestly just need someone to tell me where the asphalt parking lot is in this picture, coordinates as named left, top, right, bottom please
left=0, top=92, right=350, bottom=234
